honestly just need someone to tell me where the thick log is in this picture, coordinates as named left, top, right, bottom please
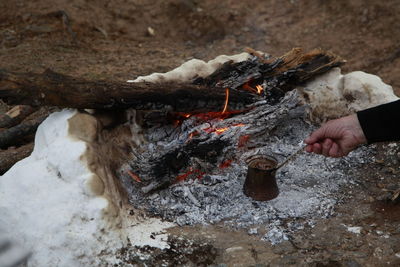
left=0, top=143, right=33, bottom=174
left=198, top=48, right=345, bottom=93
left=0, top=115, right=47, bottom=149
left=0, top=49, right=343, bottom=112
left=0, top=69, right=254, bottom=112
left=0, top=105, right=37, bottom=128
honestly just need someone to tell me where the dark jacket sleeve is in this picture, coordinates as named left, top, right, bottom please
left=357, top=99, right=400, bottom=143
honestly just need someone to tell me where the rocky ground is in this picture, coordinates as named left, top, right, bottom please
left=1, top=0, right=400, bottom=266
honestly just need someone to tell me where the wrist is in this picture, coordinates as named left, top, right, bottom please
left=348, top=114, right=367, bottom=145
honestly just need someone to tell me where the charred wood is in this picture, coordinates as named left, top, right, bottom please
left=0, top=69, right=254, bottom=112
left=124, top=90, right=301, bottom=194
left=195, top=48, right=344, bottom=99
left=0, top=115, right=47, bottom=149
left=0, top=49, right=342, bottom=112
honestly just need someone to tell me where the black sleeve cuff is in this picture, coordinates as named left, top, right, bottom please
left=357, top=100, right=400, bottom=144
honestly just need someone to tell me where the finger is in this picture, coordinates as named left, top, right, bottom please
left=329, top=142, right=340, bottom=157
left=305, top=126, right=327, bottom=145
left=305, top=145, right=313, bottom=153
left=322, top=138, right=333, bottom=157
left=313, top=143, right=322, bottom=154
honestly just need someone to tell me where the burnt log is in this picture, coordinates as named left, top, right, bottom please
left=0, top=115, right=47, bottom=149
left=0, top=69, right=254, bottom=112
left=197, top=48, right=345, bottom=99
left=0, top=48, right=343, bottom=112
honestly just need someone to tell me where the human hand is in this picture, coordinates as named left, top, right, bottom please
left=304, top=114, right=367, bottom=157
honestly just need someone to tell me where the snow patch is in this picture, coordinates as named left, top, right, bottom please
left=302, top=68, right=398, bottom=121
left=0, top=110, right=174, bottom=266
left=128, top=52, right=252, bottom=83
left=128, top=218, right=174, bottom=249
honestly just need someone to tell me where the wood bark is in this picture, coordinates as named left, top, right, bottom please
left=0, top=115, right=46, bottom=149
left=0, top=69, right=254, bottom=112
left=0, top=49, right=343, bottom=112
left=0, top=105, right=37, bottom=128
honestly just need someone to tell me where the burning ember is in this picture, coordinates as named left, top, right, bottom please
left=127, top=170, right=142, bottom=183
left=175, top=168, right=205, bottom=183
left=203, top=123, right=244, bottom=135
left=219, top=159, right=233, bottom=169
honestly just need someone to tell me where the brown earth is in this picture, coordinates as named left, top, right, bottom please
left=1, top=0, right=400, bottom=266
left=1, top=0, right=400, bottom=93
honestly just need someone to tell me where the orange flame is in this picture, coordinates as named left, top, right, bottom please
left=242, top=83, right=257, bottom=94
left=256, top=85, right=263, bottom=94
left=242, top=82, right=264, bottom=95
left=222, top=88, right=229, bottom=114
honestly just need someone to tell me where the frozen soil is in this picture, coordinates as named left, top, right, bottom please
left=1, top=0, right=400, bottom=266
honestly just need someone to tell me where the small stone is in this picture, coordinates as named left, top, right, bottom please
left=248, top=228, right=258, bottom=235
left=147, top=27, right=155, bottom=36
left=344, top=225, right=362, bottom=234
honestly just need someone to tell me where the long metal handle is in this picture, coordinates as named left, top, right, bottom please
left=273, top=143, right=306, bottom=171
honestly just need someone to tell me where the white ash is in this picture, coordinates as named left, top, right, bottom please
left=119, top=90, right=374, bottom=244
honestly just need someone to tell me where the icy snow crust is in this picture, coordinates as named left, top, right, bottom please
left=0, top=110, right=173, bottom=266
left=0, top=110, right=119, bottom=266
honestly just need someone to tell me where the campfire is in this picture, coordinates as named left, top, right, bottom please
left=1, top=48, right=398, bottom=265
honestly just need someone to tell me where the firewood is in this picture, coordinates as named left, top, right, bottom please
left=0, top=69, right=254, bottom=112
left=123, top=90, right=301, bottom=194
left=0, top=105, right=37, bottom=128
left=0, top=49, right=343, bottom=112
left=196, top=48, right=344, bottom=93
left=0, top=115, right=47, bottom=149
left=0, top=143, right=33, bottom=174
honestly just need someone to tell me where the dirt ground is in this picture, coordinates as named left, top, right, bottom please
left=1, top=0, right=400, bottom=266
